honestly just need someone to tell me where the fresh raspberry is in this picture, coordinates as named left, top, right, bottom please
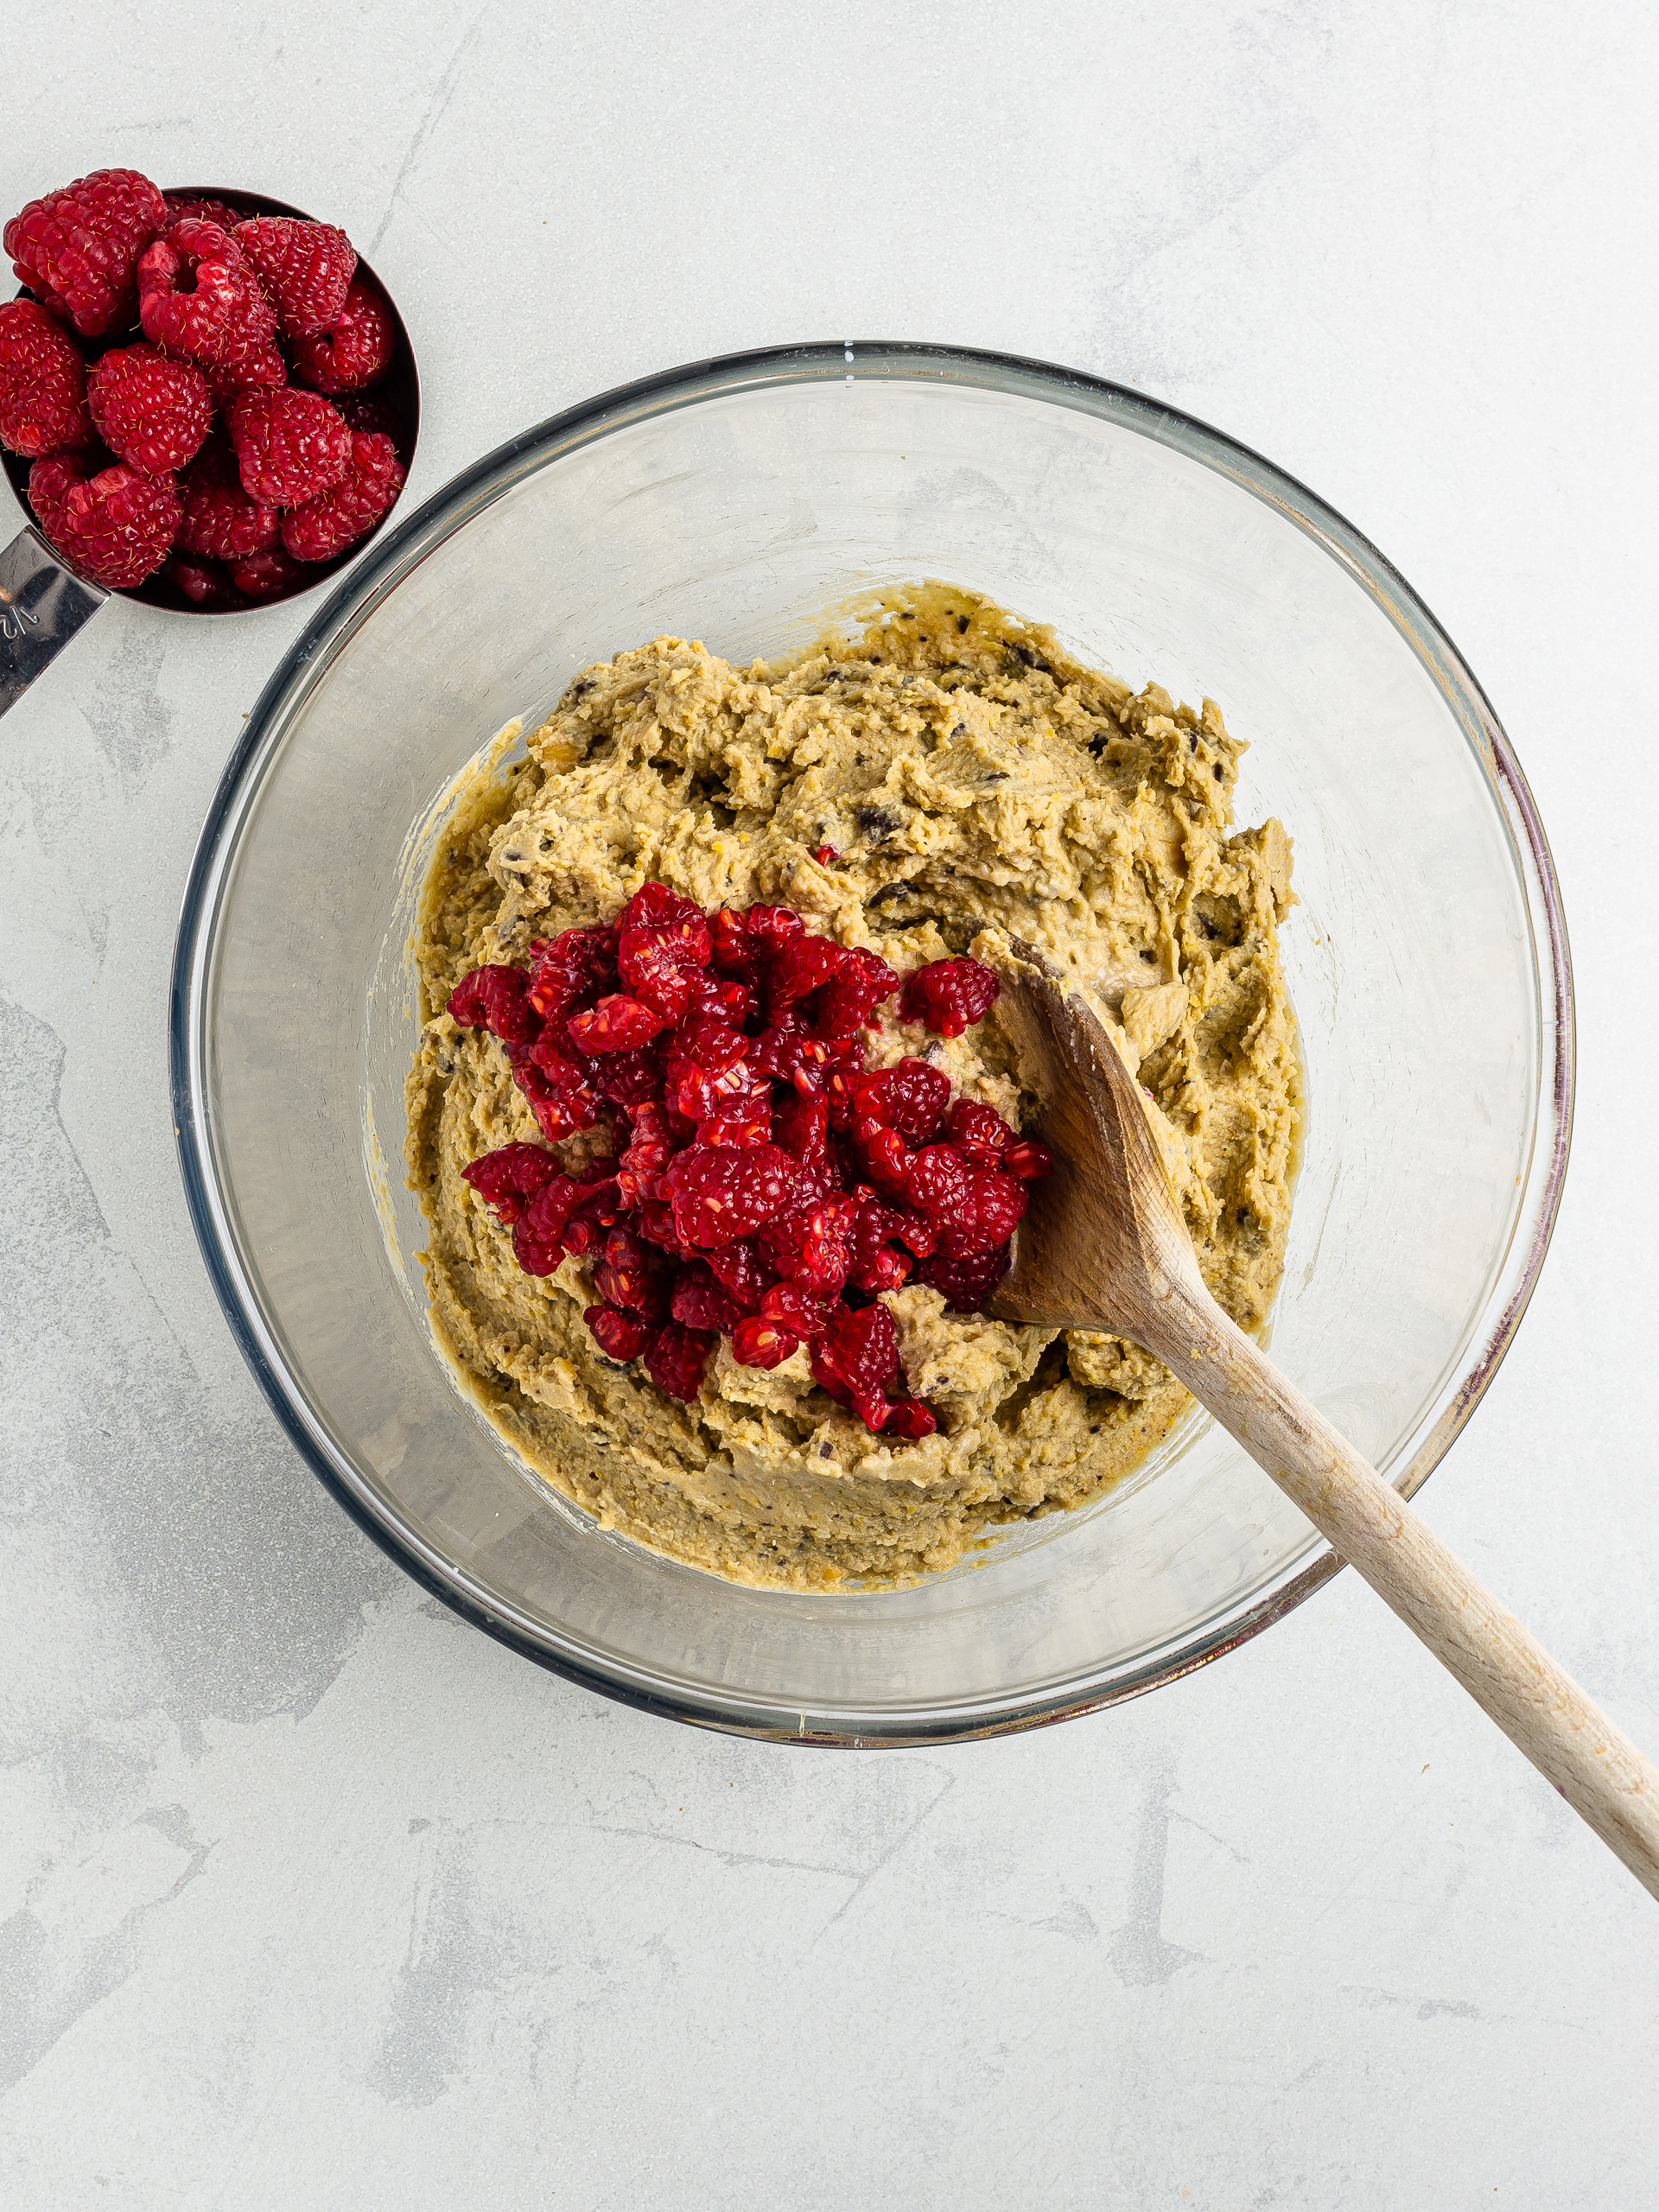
left=663, top=1143, right=798, bottom=1249
left=228, top=545, right=305, bottom=599
left=0, top=301, right=92, bottom=458
left=164, top=195, right=243, bottom=230
left=731, top=1316, right=801, bottom=1369
left=28, top=452, right=181, bottom=589
left=167, top=554, right=239, bottom=607
left=333, top=391, right=410, bottom=459
left=280, top=430, right=405, bottom=562
left=205, top=346, right=287, bottom=410
left=448, top=963, right=539, bottom=1044
left=86, top=344, right=211, bottom=476
left=510, top=1168, right=618, bottom=1274
left=811, top=1302, right=901, bottom=1431
left=176, top=435, right=280, bottom=560
left=227, top=385, right=352, bottom=505
left=233, top=216, right=356, bottom=338
left=816, top=946, right=899, bottom=1037
left=4, top=168, right=167, bottom=337
left=290, top=278, right=394, bottom=392
left=900, top=956, right=1001, bottom=1039
left=852, top=1117, right=912, bottom=1196
left=850, top=1060, right=951, bottom=1145
left=620, top=883, right=705, bottom=931
left=460, top=1142, right=560, bottom=1225
left=913, top=1243, right=1012, bottom=1313
left=709, top=906, right=760, bottom=979
left=137, top=219, right=277, bottom=372
left=757, top=1195, right=857, bottom=1299
left=643, top=1321, right=715, bottom=1402
left=669, top=1262, right=753, bottom=1332
left=594, top=1227, right=668, bottom=1319
left=585, top=1306, right=653, bottom=1363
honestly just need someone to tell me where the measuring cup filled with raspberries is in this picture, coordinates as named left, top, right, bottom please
left=0, top=168, right=419, bottom=715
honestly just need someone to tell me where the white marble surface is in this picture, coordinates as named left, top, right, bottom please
left=4, top=3, right=1658, bottom=2203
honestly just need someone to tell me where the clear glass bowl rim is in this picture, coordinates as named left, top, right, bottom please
left=169, top=339, right=1575, bottom=1745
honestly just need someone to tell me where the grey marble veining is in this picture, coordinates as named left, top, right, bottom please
left=3, top=3, right=1657, bottom=2205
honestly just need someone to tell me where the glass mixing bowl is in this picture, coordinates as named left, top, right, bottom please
left=171, top=342, right=1572, bottom=1744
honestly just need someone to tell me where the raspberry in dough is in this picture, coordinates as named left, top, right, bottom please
left=137, top=219, right=277, bottom=372
left=234, top=217, right=356, bottom=339
left=86, top=344, right=212, bottom=476
left=280, top=430, right=405, bottom=562
left=0, top=300, right=92, bottom=458
left=289, top=280, right=394, bottom=393
left=226, top=386, right=352, bottom=505
left=3, top=168, right=167, bottom=337
left=28, top=452, right=181, bottom=589
left=176, top=436, right=280, bottom=561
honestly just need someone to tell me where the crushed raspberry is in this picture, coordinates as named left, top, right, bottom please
left=816, top=947, right=899, bottom=1037
left=137, top=219, right=276, bottom=372
left=233, top=216, right=356, bottom=338
left=5, top=168, right=168, bottom=337
left=176, top=435, right=279, bottom=560
left=811, top=1303, right=902, bottom=1430
left=279, top=429, right=405, bottom=563
left=289, top=279, right=394, bottom=393
left=568, top=993, right=664, bottom=1052
left=914, top=1243, right=1012, bottom=1313
left=851, top=1059, right=950, bottom=1144
left=943, top=1098, right=1013, bottom=1164
left=586, top=1306, right=653, bottom=1363
left=228, top=545, right=304, bottom=599
left=882, top=1399, right=938, bottom=1440
left=813, top=843, right=838, bottom=865
left=447, top=963, right=539, bottom=1044
left=900, top=956, right=1001, bottom=1039
left=669, top=1262, right=753, bottom=1332
left=1003, top=1137, right=1052, bottom=1180
left=460, top=1141, right=559, bottom=1224
left=644, top=1321, right=715, bottom=1402
left=86, top=344, right=211, bottom=476
left=664, top=1143, right=799, bottom=1249
left=227, top=385, right=352, bottom=506
left=27, top=452, right=180, bottom=589
left=0, top=301, right=92, bottom=459
left=594, top=1227, right=667, bottom=1318
left=732, top=1316, right=801, bottom=1369
left=448, top=887, right=1048, bottom=1436
left=528, top=925, right=615, bottom=1017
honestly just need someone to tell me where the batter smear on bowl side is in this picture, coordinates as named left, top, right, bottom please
left=404, top=587, right=1301, bottom=1589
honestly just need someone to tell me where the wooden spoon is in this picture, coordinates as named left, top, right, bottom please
left=985, top=940, right=1659, bottom=1901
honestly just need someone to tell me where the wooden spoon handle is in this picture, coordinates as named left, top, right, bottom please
left=1158, top=1281, right=1659, bottom=1900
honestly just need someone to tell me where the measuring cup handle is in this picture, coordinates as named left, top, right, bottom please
left=1, top=525, right=107, bottom=717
